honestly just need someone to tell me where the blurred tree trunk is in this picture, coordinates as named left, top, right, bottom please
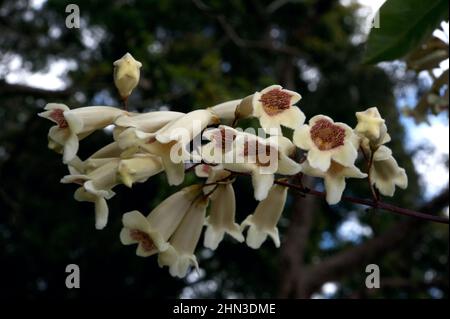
left=279, top=177, right=317, bottom=298
left=278, top=186, right=449, bottom=298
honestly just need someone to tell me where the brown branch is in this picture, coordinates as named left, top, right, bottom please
left=216, top=169, right=449, bottom=224
left=191, top=0, right=302, bottom=56
left=275, top=180, right=449, bottom=224
left=360, top=146, right=380, bottom=203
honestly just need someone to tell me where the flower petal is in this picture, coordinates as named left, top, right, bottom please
left=252, top=173, right=275, bottom=201
left=259, top=113, right=282, bottom=135
left=120, top=228, right=137, bottom=245
left=307, top=148, right=331, bottom=172
left=209, top=99, right=242, bottom=120
left=331, top=143, right=358, bottom=167
left=324, top=176, right=346, bottom=205
left=293, top=125, right=312, bottom=150
left=94, top=197, right=109, bottom=230
left=274, top=105, right=306, bottom=130
left=62, top=133, right=79, bottom=163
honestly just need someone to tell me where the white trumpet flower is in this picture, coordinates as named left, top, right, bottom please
left=209, top=99, right=243, bottom=120
left=120, top=185, right=202, bottom=257
left=223, top=133, right=301, bottom=201
left=156, top=109, right=220, bottom=144
left=74, top=187, right=110, bottom=231
left=39, top=103, right=126, bottom=163
left=269, top=135, right=302, bottom=176
left=114, top=111, right=184, bottom=133
left=370, top=146, right=408, bottom=196
left=115, top=109, right=218, bottom=185
left=252, top=85, right=304, bottom=135
left=241, top=184, right=288, bottom=249
left=113, top=52, right=142, bottom=100
left=63, top=159, right=121, bottom=229
left=118, top=154, right=163, bottom=187
left=293, top=115, right=359, bottom=172
left=204, top=183, right=244, bottom=250
left=158, top=197, right=209, bottom=278
left=233, top=85, right=304, bottom=133
left=302, top=160, right=367, bottom=205
left=201, top=125, right=240, bottom=166
left=67, top=142, right=127, bottom=175
left=115, top=127, right=187, bottom=186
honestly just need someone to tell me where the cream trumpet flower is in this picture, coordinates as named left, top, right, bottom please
left=234, top=85, right=303, bottom=130
left=158, top=197, right=209, bottom=278
left=39, top=103, right=126, bottom=163
left=67, top=142, right=126, bottom=174
left=370, top=146, right=408, bottom=197
left=302, top=160, right=367, bottom=205
left=252, top=85, right=304, bottom=135
left=114, top=111, right=185, bottom=133
left=241, top=184, right=288, bottom=249
left=355, top=107, right=391, bottom=147
left=201, top=125, right=240, bottom=166
left=74, top=187, right=110, bottom=231
left=293, top=115, right=359, bottom=172
left=115, top=127, right=187, bottom=186
left=120, top=185, right=202, bottom=257
left=113, top=52, right=142, bottom=101
left=118, top=154, right=164, bottom=187
left=203, top=183, right=244, bottom=250
left=156, top=109, right=220, bottom=144
left=209, top=99, right=243, bottom=120
left=62, top=159, right=121, bottom=229
left=133, top=109, right=219, bottom=185
left=223, top=133, right=301, bottom=201
left=270, top=135, right=303, bottom=176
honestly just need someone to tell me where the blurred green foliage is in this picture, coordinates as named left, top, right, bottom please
left=364, top=0, right=449, bottom=64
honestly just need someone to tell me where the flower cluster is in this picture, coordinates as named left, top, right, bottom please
left=39, top=53, right=408, bottom=278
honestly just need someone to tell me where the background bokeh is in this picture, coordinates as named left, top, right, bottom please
left=0, top=0, right=448, bottom=299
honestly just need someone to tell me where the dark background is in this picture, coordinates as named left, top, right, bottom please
left=0, top=0, right=448, bottom=299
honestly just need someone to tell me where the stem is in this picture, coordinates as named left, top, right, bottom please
left=203, top=184, right=218, bottom=198
left=360, top=146, right=379, bottom=203
left=274, top=180, right=449, bottom=224
left=231, top=116, right=238, bottom=128
left=193, top=163, right=449, bottom=224
left=122, top=96, right=128, bottom=111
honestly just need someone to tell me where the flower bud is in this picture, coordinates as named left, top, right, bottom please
left=113, top=53, right=142, bottom=100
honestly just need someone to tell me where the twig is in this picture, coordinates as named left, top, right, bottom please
left=363, top=146, right=380, bottom=203
left=192, top=0, right=302, bottom=56
left=274, top=179, right=449, bottom=224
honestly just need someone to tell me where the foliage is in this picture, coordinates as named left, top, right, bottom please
left=364, top=0, right=448, bottom=64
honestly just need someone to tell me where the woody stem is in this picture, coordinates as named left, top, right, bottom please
left=360, top=146, right=379, bottom=203
left=274, top=179, right=449, bottom=224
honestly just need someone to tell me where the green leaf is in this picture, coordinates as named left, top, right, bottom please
left=364, top=0, right=449, bottom=64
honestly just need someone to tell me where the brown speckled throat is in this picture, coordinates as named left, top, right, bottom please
left=259, top=88, right=292, bottom=116
left=130, top=229, right=156, bottom=252
left=50, top=109, right=69, bottom=128
left=243, top=139, right=277, bottom=167
left=310, top=119, right=345, bottom=151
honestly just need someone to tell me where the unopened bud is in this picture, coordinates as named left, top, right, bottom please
left=113, top=53, right=142, bottom=101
